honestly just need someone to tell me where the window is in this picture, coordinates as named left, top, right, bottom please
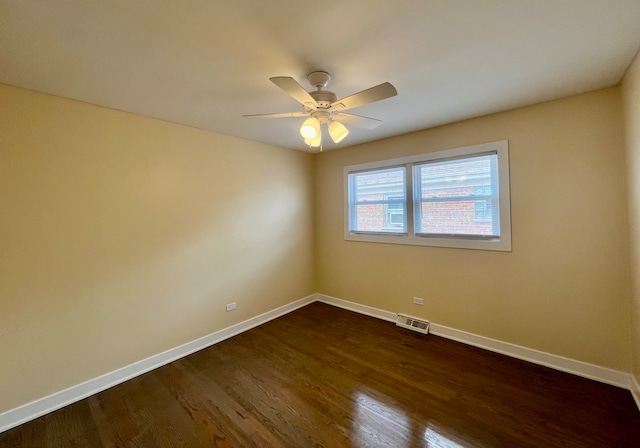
left=413, top=153, right=499, bottom=237
left=348, top=167, right=406, bottom=234
left=344, top=140, right=511, bottom=251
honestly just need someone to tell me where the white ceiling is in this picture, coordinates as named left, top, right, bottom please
left=2, top=1, right=640, bottom=152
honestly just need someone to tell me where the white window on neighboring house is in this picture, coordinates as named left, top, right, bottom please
left=384, top=195, right=405, bottom=230
left=344, top=140, right=511, bottom=251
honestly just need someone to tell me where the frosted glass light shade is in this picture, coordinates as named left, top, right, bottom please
left=300, top=117, right=320, bottom=139
left=328, top=121, right=349, bottom=143
left=304, top=133, right=322, bottom=147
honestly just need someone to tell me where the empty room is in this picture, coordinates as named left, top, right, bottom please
left=2, top=1, right=640, bottom=446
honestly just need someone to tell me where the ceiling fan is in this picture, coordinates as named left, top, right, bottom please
left=243, top=71, right=397, bottom=148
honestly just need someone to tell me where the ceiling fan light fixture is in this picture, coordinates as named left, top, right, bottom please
left=300, top=117, right=320, bottom=139
left=305, top=133, right=322, bottom=148
left=328, top=121, right=349, bottom=143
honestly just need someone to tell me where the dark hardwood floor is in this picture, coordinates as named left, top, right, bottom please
left=2, top=302, right=639, bottom=447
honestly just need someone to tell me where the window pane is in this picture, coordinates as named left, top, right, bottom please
left=349, top=167, right=406, bottom=233
left=415, top=154, right=499, bottom=237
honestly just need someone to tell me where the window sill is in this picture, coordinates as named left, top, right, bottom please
left=344, top=231, right=512, bottom=252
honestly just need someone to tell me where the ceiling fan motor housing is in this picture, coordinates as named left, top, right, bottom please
left=307, top=71, right=337, bottom=110
left=310, top=90, right=338, bottom=108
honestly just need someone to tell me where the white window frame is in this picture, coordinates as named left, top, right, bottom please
left=343, top=140, right=511, bottom=251
left=347, top=166, right=407, bottom=235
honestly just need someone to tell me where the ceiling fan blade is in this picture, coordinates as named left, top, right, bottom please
left=243, top=111, right=309, bottom=119
left=333, top=112, right=382, bottom=129
left=270, top=77, right=318, bottom=107
left=331, top=82, right=397, bottom=111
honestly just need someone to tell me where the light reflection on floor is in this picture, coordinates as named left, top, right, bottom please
left=424, top=425, right=465, bottom=448
left=354, top=390, right=464, bottom=447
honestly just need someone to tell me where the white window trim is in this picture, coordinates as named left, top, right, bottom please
left=343, top=140, right=512, bottom=252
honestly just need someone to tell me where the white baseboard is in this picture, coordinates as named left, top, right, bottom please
left=317, top=294, right=397, bottom=322
left=2, top=292, right=637, bottom=433
left=428, top=323, right=630, bottom=388
left=0, top=294, right=316, bottom=434
left=317, top=294, right=635, bottom=392
left=631, top=374, right=640, bottom=411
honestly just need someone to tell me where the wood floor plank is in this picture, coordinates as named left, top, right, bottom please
left=1, top=302, right=639, bottom=447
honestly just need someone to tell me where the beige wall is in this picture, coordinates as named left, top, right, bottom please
left=315, top=87, right=632, bottom=371
left=1, top=77, right=636, bottom=416
left=623, top=50, right=640, bottom=386
left=0, top=84, right=315, bottom=412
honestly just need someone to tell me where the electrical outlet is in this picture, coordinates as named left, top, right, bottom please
left=413, top=297, right=424, bottom=305
left=226, top=302, right=236, bottom=312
